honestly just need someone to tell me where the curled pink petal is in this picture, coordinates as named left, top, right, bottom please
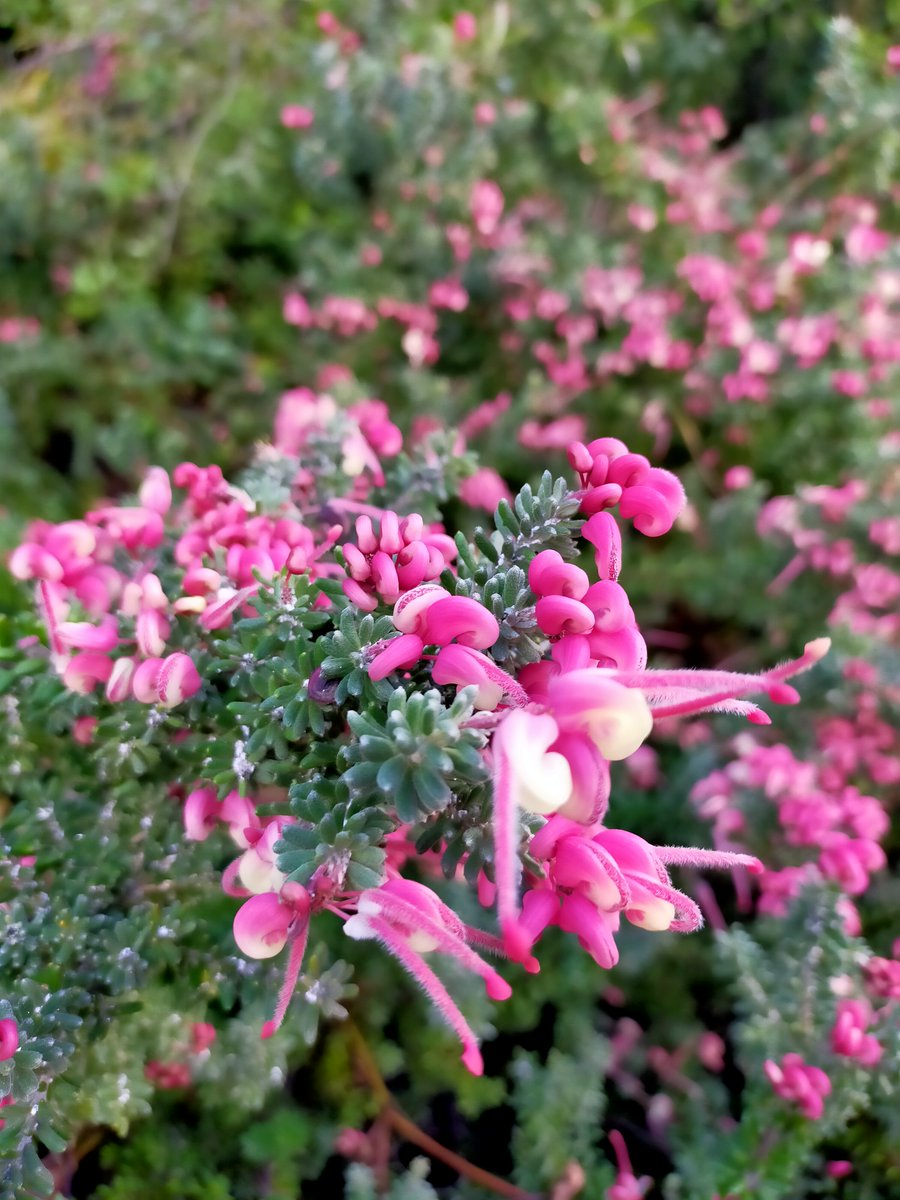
left=618, top=484, right=679, bottom=537
left=368, top=633, right=424, bottom=681
left=528, top=550, right=590, bottom=600
left=422, top=595, right=500, bottom=649
left=184, top=787, right=220, bottom=841
left=535, top=595, right=595, bottom=637
left=581, top=513, right=622, bottom=580
left=105, top=656, right=136, bottom=702
left=393, top=584, right=450, bottom=634
left=157, top=653, right=202, bottom=708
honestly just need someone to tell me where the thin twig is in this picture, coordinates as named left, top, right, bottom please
left=348, top=1022, right=541, bottom=1200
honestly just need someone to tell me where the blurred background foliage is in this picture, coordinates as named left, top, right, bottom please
left=2, top=0, right=898, bottom=519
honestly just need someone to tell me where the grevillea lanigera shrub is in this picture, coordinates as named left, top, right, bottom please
left=2, top=396, right=898, bottom=1199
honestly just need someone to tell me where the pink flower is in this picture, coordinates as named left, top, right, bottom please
left=72, top=715, right=98, bottom=745
left=724, top=466, right=753, bottom=490
left=234, top=892, right=295, bottom=959
left=183, top=787, right=220, bottom=841
left=453, top=12, right=477, bottom=42
left=133, top=652, right=202, bottom=708
left=764, top=1054, right=831, bottom=1120
left=420, top=594, right=499, bottom=649
left=864, top=955, right=900, bottom=1000
left=429, top=277, right=469, bottom=311
left=431, top=644, right=526, bottom=710
left=342, top=512, right=456, bottom=611
left=529, top=550, right=590, bottom=601
left=607, top=1130, right=651, bottom=1200
left=458, top=468, right=512, bottom=512
left=503, top=815, right=760, bottom=972
left=568, top=437, right=685, bottom=536
left=0, top=1018, right=18, bottom=1061
left=62, top=651, right=114, bottom=695
left=470, top=180, right=504, bottom=237
left=518, top=415, right=587, bottom=450
left=145, top=1061, right=192, bottom=1089
left=831, top=999, right=882, bottom=1065
left=283, top=292, right=313, bottom=327
left=281, top=104, right=314, bottom=129
left=190, top=1022, right=217, bottom=1054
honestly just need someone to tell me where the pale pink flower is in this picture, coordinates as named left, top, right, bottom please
left=280, top=104, right=314, bottom=129
left=453, top=12, right=477, bottom=42
left=458, top=468, right=512, bottom=512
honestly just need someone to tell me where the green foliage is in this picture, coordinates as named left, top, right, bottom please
left=510, top=1031, right=611, bottom=1192
left=279, top=780, right=392, bottom=892
left=343, top=688, right=488, bottom=823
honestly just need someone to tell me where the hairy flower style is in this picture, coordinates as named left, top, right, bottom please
left=344, top=879, right=512, bottom=1075
left=607, top=1130, right=651, bottom=1200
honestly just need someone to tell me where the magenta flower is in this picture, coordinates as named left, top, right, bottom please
left=458, top=467, right=512, bottom=512
left=341, top=512, right=455, bottom=610
left=281, top=104, right=314, bottom=130
left=138, top=466, right=172, bottom=515
left=233, top=892, right=295, bottom=959
left=568, top=437, right=686, bottom=536
left=368, top=588, right=501, bottom=683
left=131, top=652, right=201, bottom=708
left=234, top=883, right=313, bottom=1039
left=431, top=643, right=527, bottom=710
left=453, top=12, right=477, bottom=42
left=764, top=1054, right=831, bottom=1120
left=183, top=787, right=220, bottom=842
left=0, top=1018, right=18, bottom=1061
left=607, top=1130, right=651, bottom=1200
left=502, top=815, right=760, bottom=968
left=831, top=999, right=882, bottom=1066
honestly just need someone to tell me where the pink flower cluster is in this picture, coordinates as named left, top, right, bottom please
left=9, top=460, right=341, bottom=707
left=568, top=436, right=686, bottom=536
left=691, top=679, right=893, bottom=918
left=763, top=473, right=900, bottom=644
left=340, top=511, right=456, bottom=611
left=273, top=388, right=402, bottom=488
left=831, top=999, right=883, bottom=1066
left=764, top=1053, right=832, bottom=1120
left=159, top=426, right=830, bottom=1076
left=144, top=1022, right=217, bottom=1091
